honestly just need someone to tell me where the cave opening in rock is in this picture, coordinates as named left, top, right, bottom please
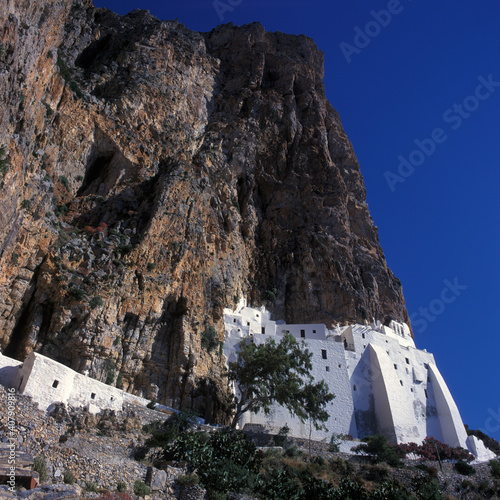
left=77, top=153, right=114, bottom=196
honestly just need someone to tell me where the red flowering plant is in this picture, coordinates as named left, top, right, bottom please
left=397, top=437, right=474, bottom=462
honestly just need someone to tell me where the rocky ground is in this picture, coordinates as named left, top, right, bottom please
left=0, top=385, right=499, bottom=499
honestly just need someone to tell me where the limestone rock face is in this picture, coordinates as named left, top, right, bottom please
left=0, top=0, right=409, bottom=419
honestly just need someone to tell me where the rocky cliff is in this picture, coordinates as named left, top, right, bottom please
left=0, top=0, right=410, bottom=420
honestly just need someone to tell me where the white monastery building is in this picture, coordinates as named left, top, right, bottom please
left=223, top=299, right=495, bottom=461
left=0, top=297, right=494, bottom=461
left=0, top=351, right=167, bottom=415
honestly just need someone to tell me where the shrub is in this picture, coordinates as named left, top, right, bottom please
left=85, top=481, right=98, bottom=492
left=43, top=101, right=53, bottom=118
left=0, top=145, right=9, bottom=175
left=63, top=470, right=76, bottom=484
left=329, top=433, right=341, bottom=452
left=352, top=434, right=402, bottom=467
left=20, top=199, right=32, bottom=210
left=146, top=399, right=157, bottom=410
left=68, top=286, right=86, bottom=301
left=412, top=477, right=444, bottom=499
left=58, top=175, right=69, bottom=190
left=89, top=295, right=104, bottom=309
left=116, top=481, right=127, bottom=492
left=105, top=360, right=115, bottom=385
left=147, top=262, right=156, bottom=270
left=490, top=459, right=500, bottom=478
left=454, top=460, right=475, bottom=476
left=273, top=425, right=290, bottom=447
left=359, top=306, right=368, bottom=320
left=33, top=456, right=48, bottom=481
left=265, top=288, right=277, bottom=302
left=397, top=436, right=474, bottom=462
left=54, top=203, right=69, bottom=217
left=133, top=480, right=150, bottom=497
left=116, top=373, right=123, bottom=389
left=164, top=428, right=259, bottom=494
left=177, top=473, right=200, bottom=487
left=56, top=49, right=83, bottom=98
left=201, top=325, right=219, bottom=352
left=143, top=410, right=198, bottom=447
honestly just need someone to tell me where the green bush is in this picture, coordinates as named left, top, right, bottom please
left=58, top=175, right=69, bottom=190
left=454, top=460, right=476, bottom=476
left=329, top=433, right=341, bottom=452
left=490, top=459, right=500, bottom=478
left=33, top=456, right=48, bottom=481
left=352, top=434, right=402, bottom=467
left=0, top=145, right=9, bottom=175
left=116, top=481, right=127, bottom=492
left=20, top=199, right=32, bottom=210
left=201, top=325, right=219, bottom=352
left=105, top=360, right=115, bottom=385
left=273, top=425, right=290, bottom=447
left=164, top=428, right=259, bottom=494
left=147, top=262, right=156, bottom=270
left=146, top=399, right=157, bottom=410
left=68, top=286, right=86, bottom=301
left=57, top=49, right=83, bottom=98
left=177, top=473, right=200, bottom=487
left=133, top=480, right=150, bottom=497
left=63, top=470, right=76, bottom=484
left=89, top=295, right=103, bottom=309
left=85, top=481, right=98, bottom=492
left=116, top=373, right=123, bottom=389
left=143, top=410, right=198, bottom=447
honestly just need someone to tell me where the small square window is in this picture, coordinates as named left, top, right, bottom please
left=326, top=366, right=330, bottom=372
left=338, top=364, right=341, bottom=368
left=394, top=364, right=397, bottom=370
left=313, top=329, right=316, bottom=334
left=353, top=385, right=357, bottom=391
left=300, top=329, right=305, bottom=338
left=91, top=393, right=96, bottom=400
left=405, top=358, right=410, bottom=364
left=233, top=318, right=236, bottom=323
left=52, top=380, right=59, bottom=388
left=400, top=380, right=403, bottom=386
left=261, top=327, right=266, bottom=334
left=321, top=350, right=327, bottom=360
left=247, top=322, right=250, bottom=326
left=362, top=333, right=365, bottom=339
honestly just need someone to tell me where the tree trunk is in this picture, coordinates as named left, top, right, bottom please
left=309, top=419, right=312, bottom=455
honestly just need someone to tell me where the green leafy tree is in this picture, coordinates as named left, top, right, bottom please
left=228, top=333, right=334, bottom=429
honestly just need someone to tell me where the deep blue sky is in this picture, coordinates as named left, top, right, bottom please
left=94, top=0, right=500, bottom=441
